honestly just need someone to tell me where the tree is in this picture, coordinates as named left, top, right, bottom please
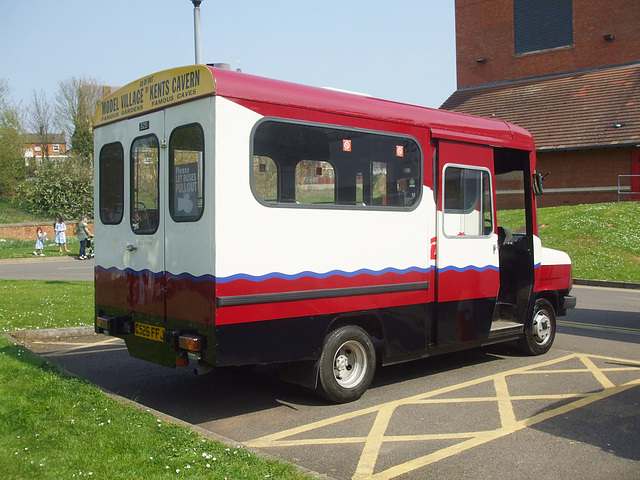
left=16, top=156, right=93, bottom=219
left=0, top=80, right=25, bottom=199
left=55, top=77, right=103, bottom=164
left=28, top=89, right=55, bottom=162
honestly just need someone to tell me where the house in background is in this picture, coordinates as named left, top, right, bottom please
left=441, top=0, right=640, bottom=206
left=23, top=127, right=67, bottom=166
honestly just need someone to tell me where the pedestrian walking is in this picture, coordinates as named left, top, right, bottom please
left=54, top=215, right=71, bottom=253
left=77, top=215, right=93, bottom=260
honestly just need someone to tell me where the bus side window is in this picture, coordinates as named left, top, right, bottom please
left=99, top=142, right=124, bottom=224
left=443, top=167, right=492, bottom=237
left=251, top=120, right=421, bottom=209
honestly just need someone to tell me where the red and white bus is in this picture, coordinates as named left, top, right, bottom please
left=93, top=65, right=575, bottom=403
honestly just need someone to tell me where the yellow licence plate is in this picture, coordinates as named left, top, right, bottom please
left=134, top=322, right=165, bottom=342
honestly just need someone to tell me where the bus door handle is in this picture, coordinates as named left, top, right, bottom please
left=126, top=244, right=138, bottom=252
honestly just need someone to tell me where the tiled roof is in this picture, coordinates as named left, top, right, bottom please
left=440, top=63, right=640, bottom=151
left=23, top=132, right=66, bottom=145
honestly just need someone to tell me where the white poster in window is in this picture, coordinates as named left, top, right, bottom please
left=174, top=162, right=198, bottom=217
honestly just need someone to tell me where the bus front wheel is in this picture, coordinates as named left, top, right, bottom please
left=317, top=326, right=376, bottom=403
left=519, top=298, right=556, bottom=355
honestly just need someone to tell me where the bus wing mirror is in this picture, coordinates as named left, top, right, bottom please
left=533, top=172, right=548, bottom=196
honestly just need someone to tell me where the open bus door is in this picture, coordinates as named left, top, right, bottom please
left=435, top=140, right=500, bottom=344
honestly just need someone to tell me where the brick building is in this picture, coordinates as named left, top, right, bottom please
left=441, top=0, right=640, bottom=206
left=23, top=128, right=67, bottom=166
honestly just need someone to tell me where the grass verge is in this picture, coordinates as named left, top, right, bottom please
left=0, top=280, right=311, bottom=479
left=0, top=238, right=80, bottom=260
left=535, top=202, right=639, bottom=282
left=497, top=202, right=639, bottom=283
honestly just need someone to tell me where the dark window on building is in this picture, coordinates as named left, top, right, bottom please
left=514, top=0, right=573, bottom=55
left=99, top=142, right=124, bottom=225
left=252, top=120, right=421, bottom=209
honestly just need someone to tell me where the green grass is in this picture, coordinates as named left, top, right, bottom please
left=0, top=198, right=81, bottom=259
left=499, top=202, right=640, bottom=282
left=0, top=279, right=312, bottom=479
left=0, top=280, right=94, bottom=332
left=0, top=238, right=80, bottom=260
left=538, top=202, right=640, bottom=283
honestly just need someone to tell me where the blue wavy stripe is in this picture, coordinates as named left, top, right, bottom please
left=169, top=271, right=215, bottom=282
left=438, top=265, right=499, bottom=274
left=216, top=266, right=433, bottom=284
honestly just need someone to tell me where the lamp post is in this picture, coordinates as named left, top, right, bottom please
left=191, top=0, right=203, bottom=64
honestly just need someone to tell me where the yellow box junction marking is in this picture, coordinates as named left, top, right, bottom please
left=245, top=353, right=640, bottom=480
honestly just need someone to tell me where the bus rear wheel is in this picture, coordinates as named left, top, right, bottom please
left=519, top=298, right=556, bottom=355
left=317, top=326, right=376, bottom=403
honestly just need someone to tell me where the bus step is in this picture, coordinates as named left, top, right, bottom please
left=489, top=319, right=523, bottom=337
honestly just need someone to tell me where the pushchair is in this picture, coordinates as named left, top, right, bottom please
left=86, top=237, right=95, bottom=258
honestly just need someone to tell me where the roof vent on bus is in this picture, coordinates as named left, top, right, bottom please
left=207, top=62, right=231, bottom=70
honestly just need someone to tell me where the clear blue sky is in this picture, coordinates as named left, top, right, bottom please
left=0, top=0, right=456, bottom=114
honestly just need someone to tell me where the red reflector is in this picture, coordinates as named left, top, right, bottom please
left=175, top=355, right=189, bottom=367
left=178, top=334, right=202, bottom=352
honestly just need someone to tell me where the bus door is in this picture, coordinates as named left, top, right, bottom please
left=124, top=110, right=166, bottom=322
left=162, top=100, right=213, bottom=330
left=435, top=140, right=499, bottom=343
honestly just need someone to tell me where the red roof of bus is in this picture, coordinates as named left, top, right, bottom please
left=207, top=66, right=535, bottom=150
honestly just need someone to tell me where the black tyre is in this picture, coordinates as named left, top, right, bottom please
left=317, top=326, right=376, bottom=403
left=519, top=298, right=556, bottom=355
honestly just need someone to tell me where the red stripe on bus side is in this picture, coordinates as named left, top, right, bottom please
left=214, top=289, right=428, bottom=326
left=215, top=270, right=430, bottom=296
left=535, top=264, right=572, bottom=292
left=436, top=268, right=500, bottom=303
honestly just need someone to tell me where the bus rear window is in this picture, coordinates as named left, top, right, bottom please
left=252, top=120, right=421, bottom=209
left=130, top=135, right=160, bottom=234
left=99, top=142, right=124, bottom=225
left=169, top=124, right=204, bottom=222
